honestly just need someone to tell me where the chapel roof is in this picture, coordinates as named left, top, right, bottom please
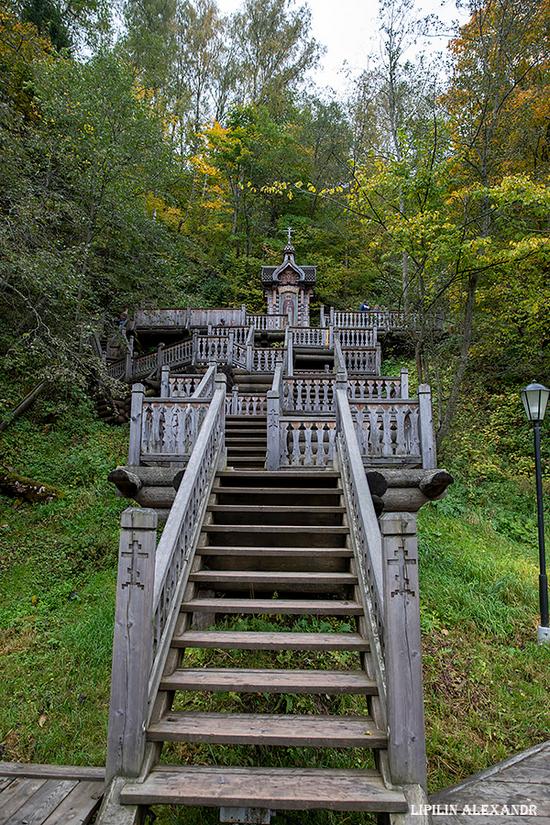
left=261, top=242, right=317, bottom=286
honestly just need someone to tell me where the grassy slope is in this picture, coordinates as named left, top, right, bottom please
left=0, top=396, right=548, bottom=818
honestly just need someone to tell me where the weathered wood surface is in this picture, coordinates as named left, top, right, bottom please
left=120, top=765, right=407, bottom=812
left=106, top=508, right=157, bottom=784
left=180, top=597, right=363, bottom=615
left=148, top=712, right=386, bottom=747
left=173, top=630, right=369, bottom=650
left=0, top=764, right=103, bottom=825
left=160, top=667, right=378, bottom=694
left=430, top=741, right=550, bottom=823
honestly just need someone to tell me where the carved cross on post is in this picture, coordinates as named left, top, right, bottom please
left=387, top=538, right=417, bottom=598
left=121, top=539, right=148, bottom=590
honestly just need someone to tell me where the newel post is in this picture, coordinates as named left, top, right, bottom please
left=418, top=383, right=436, bottom=469
left=400, top=368, right=409, bottom=400
left=160, top=365, right=170, bottom=398
left=128, top=383, right=145, bottom=466
left=156, top=342, right=165, bottom=377
left=106, top=507, right=157, bottom=785
left=124, top=334, right=134, bottom=382
left=191, top=330, right=199, bottom=366
left=381, top=512, right=427, bottom=790
left=319, top=304, right=325, bottom=328
left=227, top=330, right=235, bottom=366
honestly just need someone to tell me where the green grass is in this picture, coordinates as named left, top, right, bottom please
left=0, top=392, right=549, bottom=825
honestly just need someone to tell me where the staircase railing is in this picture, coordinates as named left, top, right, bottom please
left=266, top=355, right=284, bottom=470
left=106, top=375, right=226, bottom=784
left=336, top=381, right=428, bottom=796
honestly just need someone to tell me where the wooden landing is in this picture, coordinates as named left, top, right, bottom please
left=0, top=762, right=104, bottom=825
left=430, top=741, right=550, bottom=823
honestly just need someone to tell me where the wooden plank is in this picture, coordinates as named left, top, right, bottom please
left=0, top=763, right=105, bottom=782
left=203, top=525, right=348, bottom=533
left=148, top=712, right=387, bottom=747
left=181, top=597, right=363, bottom=615
left=9, top=779, right=77, bottom=825
left=440, top=779, right=550, bottom=814
left=120, top=766, right=407, bottom=812
left=160, top=667, right=378, bottom=694
left=42, top=780, right=103, bottom=825
left=173, top=630, right=369, bottom=651
left=198, top=546, right=351, bottom=557
left=212, top=486, right=342, bottom=495
left=208, top=505, right=345, bottom=513
left=0, top=777, right=14, bottom=792
left=0, top=778, right=47, bottom=824
left=189, top=571, right=357, bottom=585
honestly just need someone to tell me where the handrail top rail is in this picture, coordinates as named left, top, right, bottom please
left=152, top=378, right=226, bottom=610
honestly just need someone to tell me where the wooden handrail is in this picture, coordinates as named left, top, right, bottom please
left=148, top=376, right=226, bottom=708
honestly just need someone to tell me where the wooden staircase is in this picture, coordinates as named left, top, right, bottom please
left=119, top=468, right=407, bottom=818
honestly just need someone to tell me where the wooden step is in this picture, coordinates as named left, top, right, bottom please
left=160, top=668, right=377, bottom=694
left=217, top=470, right=340, bottom=479
left=148, top=712, right=386, bottom=747
left=225, top=446, right=268, bottom=453
left=172, top=630, right=369, bottom=651
left=189, top=571, right=357, bottom=586
left=212, top=486, right=342, bottom=496
left=203, top=525, right=348, bottom=534
left=208, top=505, right=345, bottom=514
left=120, top=765, right=407, bottom=812
left=181, top=598, right=362, bottom=615
left=197, top=546, right=352, bottom=557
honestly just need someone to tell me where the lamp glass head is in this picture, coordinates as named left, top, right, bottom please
left=521, top=383, right=549, bottom=423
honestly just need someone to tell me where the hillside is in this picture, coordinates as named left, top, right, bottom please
left=1, top=384, right=548, bottom=810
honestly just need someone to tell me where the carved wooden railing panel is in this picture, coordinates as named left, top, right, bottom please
left=331, top=309, right=415, bottom=330
left=343, top=348, right=379, bottom=375
left=283, top=377, right=334, bottom=413
left=107, top=358, right=126, bottom=379
left=226, top=388, right=267, bottom=416
left=348, top=372, right=408, bottom=401
left=253, top=347, right=278, bottom=372
left=337, top=327, right=377, bottom=349
left=140, top=399, right=210, bottom=459
left=350, top=401, right=421, bottom=464
left=167, top=374, right=201, bottom=398
left=195, top=335, right=230, bottom=365
left=132, top=350, right=159, bottom=378
left=291, top=327, right=327, bottom=347
left=233, top=342, right=248, bottom=368
left=247, top=313, right=288, bottom=330
left=163, top=339, right=193, bottom=369
left=211, top=325, right=249, bottom=344
left=279, top=417, right=337, bottom=467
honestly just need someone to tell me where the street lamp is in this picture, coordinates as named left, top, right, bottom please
left=521, top=382, right=550, bottom=644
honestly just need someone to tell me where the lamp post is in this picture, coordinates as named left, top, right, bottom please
left=521, top=382, right=549, bottom=644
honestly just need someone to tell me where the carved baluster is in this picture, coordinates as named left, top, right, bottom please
left=395, top=406, right=406, bottom=455
left=409, top=406, right=420, bottom=456
left=304, top=422, right=313, bottom=465
left=382, top=407, right=393, bottom=456
left=296, top=379, right=304, bottom=411
left=290, top=422, right=301, bottom=465
left=368, top=409, right=380, bottom=456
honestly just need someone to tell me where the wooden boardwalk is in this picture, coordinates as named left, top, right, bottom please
left=430, top=741, right=550, bottom=823
left=0, top=762, right=104, bottom=825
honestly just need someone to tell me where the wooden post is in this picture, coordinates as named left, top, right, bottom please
left=106, top=507, right=157, bottom=785
left=319, top=304, right=325, bottom=328
left=328, top=325, right=334, bottom=349
left=287, top=329, right=293, bottom=377
left=160, top=365, right=170, bottom=398
left=241, top=304, right=247, bottom=324
left=191, top=331, right=199, bottom=366
left=329, top=306, right=335, bottom=325
left=227, top=330, right=235, bottom=366
left=381, top=512, right=427, bottom=789
left=400, top=368, right=409, bottom=400
left=418, top=383, right=436, bottom=469
left=156, top=342, right=165, bottom=377
left=124, top=335, right=134, bottom=382
left=231, top=386, right=239, bottom=416
left=246, top=342, right=253, bottom=371
left=375, top=342, right=382, bottom=374
left=128, top=383, right=145, bottom=466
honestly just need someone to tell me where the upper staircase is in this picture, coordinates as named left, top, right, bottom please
left=101, top=299, right=450, bottom=824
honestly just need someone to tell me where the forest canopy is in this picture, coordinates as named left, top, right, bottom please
left=0, top=0, right=548, bottom=441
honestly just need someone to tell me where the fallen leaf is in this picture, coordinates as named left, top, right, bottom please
left=38, top=714, right=47, bottom=728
